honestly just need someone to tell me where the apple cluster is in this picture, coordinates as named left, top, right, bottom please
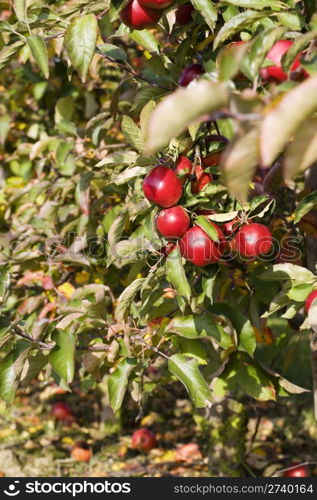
left=120, top=0, right=194, bottom=31
left=143, top=158, right=273, bottom=267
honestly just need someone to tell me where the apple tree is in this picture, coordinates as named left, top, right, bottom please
left=1, top=0, right=317, bottom=475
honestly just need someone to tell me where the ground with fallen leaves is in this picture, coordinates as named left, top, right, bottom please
left=0, top=380, right=316, bottom=478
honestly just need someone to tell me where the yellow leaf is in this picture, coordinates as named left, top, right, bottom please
left=75, top=271, right=90, bottom=285
left=58, top=282, right=75, bottom=300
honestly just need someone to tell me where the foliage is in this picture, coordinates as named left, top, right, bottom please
left=0, top=0, right=316, bottom=420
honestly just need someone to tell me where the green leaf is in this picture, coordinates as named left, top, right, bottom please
left=168, top=354, right=212, bottom=408
left=237, top=361, right=276, bottom=401
left=108, top=358, right=138, bottom=412
left=14, top=0, right=27, bottom=23
left=27, top=35, right=49, bottom=78
left=222, top=127, right=259, bottom=203
left=259, top=263, right=315, bottom=284
left=146, top=80, right=228, bottom=154
left=0, top=41, right=25, bottom=72
left=65, top=14, right=98, bottom=82
left=108, top=211, right=128, bottom=247
left=294, top=190, right=317, bottom=224
left=121, top=115, right=144, bottom=153
left=195, top=216, right=219, bottom=242
left=288, top=283, right=313, bottom=302
left=49, top=329, right=76, bottom=385
left=0, top=115, right=10, bottom=145
left=261, top=75, right=317, bottom=167
left=168, top=313, right=221, bottom=341
left=210, top=304, right=256, bottom=356
left=218, top=41, right=249, bottom=81
left=166, top=247, right=191, bottom=302
left=0, top=267, right=10, bottom=306
left=113, top=166, right=148, bottom=185
left=220, top=0, right=286, bottom=8
left=129, top=30, right=159, bottom=53
left=175, top=337, right=208, bottom=365
left=284, top=118, right=317, bottom=181
left=213, top=10, right=270, bottom=49
left=207, top=211, right=238, bottom=223
left=115, top=278, right=145, bottom=321
left=191, top=0, right=217, bottom=29
left=98, top=43, right=127, bottom=62
left=0, top=341, right=30, bottom=403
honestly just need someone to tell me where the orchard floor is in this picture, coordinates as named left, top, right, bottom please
left=0, top=380, right=316, bottom=477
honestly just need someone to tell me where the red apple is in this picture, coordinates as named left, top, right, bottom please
left=175, top=155, right=192, bottom=182
left=202, top=152, right=222, bottom=167
left=284, top=463, right=310, bottom=478
left=160, top=241, right=176, bottom=257
left=71, top=442, right=92, bottom=463
left=139, top=0, right=174, bottom=8
left=305, top=290, right=317, bottom=313
left=120, top=0, right=162, bottom=30
left=192, top=164, right=213, bottom=194
left=260, top=40, right=301, bottom=83
left=178, top=63, right=204, bottom=86
left=234, top=223, right=272, bottom=258
left=143, top=166, right=183, bottom=207
left=132, top=428, right=157, bottom=452
left=157, top=206, right=190, bottom=238
left=175, top=3, right=194, bottom=25
left=180, top=224, right=224, bottom=266
left=223, top=217, right=239, bottom=235
left=51, top=402, right=74, bottom=422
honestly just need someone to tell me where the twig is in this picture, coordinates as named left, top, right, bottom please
left=12, top=324, right=110, bottom=352
left=130, top=330, right=169, bottom=359
left=44, top=31, right=64, bottom=41
left=96, top=48, right=171, bottom=91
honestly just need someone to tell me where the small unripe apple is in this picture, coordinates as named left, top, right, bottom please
left=139, top=0, right=174, bottom=8
left=234, top=223, right=272, bottom=258
left=132, top=428, right=157, bottom=452
left=305, top=290, right=317, bottom=313
left=51, top=402, right=74, bottom=422
left=120, top=0, right=162, bottom=30
left=192, top=164, right=213, bottom=194
left=71, top=442, right=92, bottom=463
left=175, top=3, right=194, bottom=25
left=180, top=224, right=224, bottom=266
left=260, top=40, right=301, bottom=83
left=284, top=463, right=310, bottom=478
left=143, top=166, right=183, bottom=207
left=157, top=206, right=190, bottom=238
left=178, top=64, right=204, bottom=86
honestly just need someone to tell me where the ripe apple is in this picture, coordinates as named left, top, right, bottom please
left=132, top=428, right=157, bottom=452
left=284, top=463, right=310, bottom=478
left=305, top=290, right=317, bottom=313
left=175, top=3, right=194, bottom=25
left=120, top=0, right=162, bottom=30
left=260, top=40, right=301, bottom=83
left=51, top=402, right=74, bottom=422
left=180, top=224, right=224, bottom=266
left=160, top=241, right=176, bottom=257
left=157, top=206, right=190, bottom=238
left=223, top=218, right=239, bottom=235
left=202, top=152, right=222, bottom=167
left=192, top=164, right=213, bottom=194
left=143, top=166, right=183, bottom=208
left=178, top=63, right=204, bottom=86
left=139, top=0, right=174, bottom=8
left=234, top=223, right=272, bottom=258
left=175, top=155, right=192, bottom=182
left=71, top=442, right=92, bottom=463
